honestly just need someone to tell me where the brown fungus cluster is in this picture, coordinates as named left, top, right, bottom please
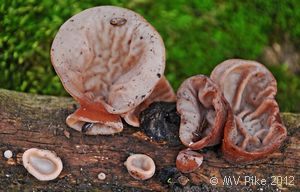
left=175, top=59, right=286, bottom=173
left=50, top=5, right=287, bottom=180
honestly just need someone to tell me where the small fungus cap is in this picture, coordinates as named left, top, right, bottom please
left=22, top=148, right=63, bottom=181
left=124, top=154, right=155, bottom=180
left=51, top=6, right=165, bottom=115
left=176, top=149, right=203, bottom=173
left=4, top=150, right=13, bottom=159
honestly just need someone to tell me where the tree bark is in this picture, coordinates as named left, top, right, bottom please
left=0, top=88, right=299, bottom=191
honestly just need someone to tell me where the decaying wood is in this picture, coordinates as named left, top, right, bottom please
left=0, top=89, right=299, bottom=191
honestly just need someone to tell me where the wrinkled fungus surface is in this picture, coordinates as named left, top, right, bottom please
left=140, top=102, right=181, bottom=146
left=22, top=148, right=63, bottom=181
left=176, top=75, right=229, bottom=150
left=211, top=59, right=287, bottom=163
left=51, top=6, right=174, bottom=134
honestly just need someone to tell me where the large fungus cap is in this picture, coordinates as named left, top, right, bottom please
left=124, top=154, right=155, bottom=180
left=176, top=75, right=228, bottom=150
left=22, top=148, right=63, bottom=181
left=51, top=6, right=166, bottom=134
left=51, top=6, right=165, bottom=114
left=210, top=59, right=287, bottom=163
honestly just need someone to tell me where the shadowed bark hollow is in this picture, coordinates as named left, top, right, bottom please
left=0, top=89, right=299, bottom=191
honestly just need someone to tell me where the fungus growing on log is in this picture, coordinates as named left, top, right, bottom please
left=176, top=149, right=203, bottom=173
left=210, top=59, right=287, bottom=163
left=124, top=154, right=155, bottom=180
left=22, top=148, right=63, bottom=181
left=176, top=75, right=229, bottom=150
left=50, top=6, right=173, bottom=134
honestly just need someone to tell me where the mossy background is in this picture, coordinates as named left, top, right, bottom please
left=1, top=0, right=300, bottom=112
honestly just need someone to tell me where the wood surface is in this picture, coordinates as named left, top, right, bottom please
left=0, top=89, right=299, bottom=191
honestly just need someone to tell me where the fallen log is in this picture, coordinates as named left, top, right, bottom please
left=0, top=89, right=299, bottom=191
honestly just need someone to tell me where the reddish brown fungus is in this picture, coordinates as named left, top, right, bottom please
left=211, top=59, right=287, bottom=163
left=176, top=149, right=203, bottom=173
left=51, top=6, right=173, bottom=134
left=177, top=75, right=229, bottom=150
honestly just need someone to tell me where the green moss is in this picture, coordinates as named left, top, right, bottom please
left=1, top=0, right=300, bottom=112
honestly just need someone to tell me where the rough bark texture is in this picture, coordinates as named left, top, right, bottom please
left=0, top=89, right=299, bottom=191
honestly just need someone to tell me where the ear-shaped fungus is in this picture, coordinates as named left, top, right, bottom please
left=210, top=59, right=287, bottom=163
left=22, top=148, right=63, bottom=181
left=177, top=75, right=229, bottom=150
left=51, top=6, right=168, bottom=134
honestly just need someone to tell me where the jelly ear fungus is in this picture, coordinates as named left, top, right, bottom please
left=51, top=6, right=175, bottom=134
left=176, top=75, right=229, bottom=150
left=211, top=59, right=287, bottom=163
left=176, top=75, right=230, bottom=172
